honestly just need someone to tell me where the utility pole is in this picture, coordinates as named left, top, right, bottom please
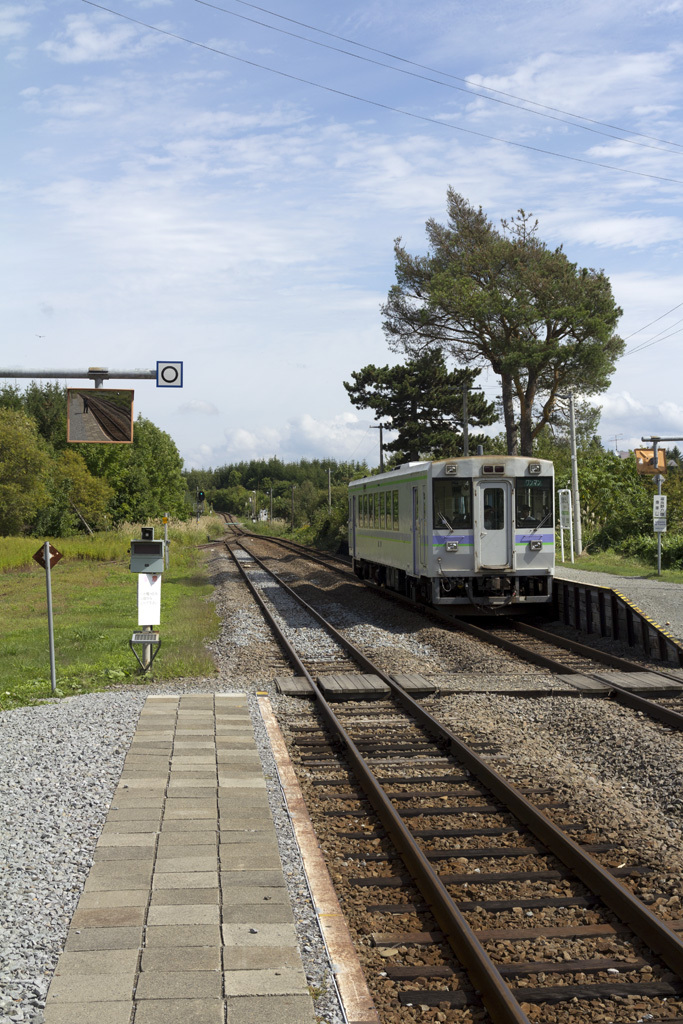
left=371, top=424, right=385, bottom=472
left=291, top=484, right=296, bottom=531
left=328, top=467, right=332, bottom=510
left=568, top=393, right=582, bottom=558
left=462, top=385, right=469, bottom=457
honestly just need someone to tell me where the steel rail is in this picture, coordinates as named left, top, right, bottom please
left=229, top=537, right=683, bottom=1013
left=226, top=540, right=531, bottom=1022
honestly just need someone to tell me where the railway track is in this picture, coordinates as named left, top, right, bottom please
left=222, top=523, right=683, bottom=733
left=223, top=534, right=683, bottom=1023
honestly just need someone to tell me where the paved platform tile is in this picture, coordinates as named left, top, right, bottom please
left=54, top=949, right=140, bottom=975
left=136, top=971, right=222, bottom=1000
left=141, top=947, right=221, bottom=973
left=43, top=1000, right=133, bottom=1024
left=222, top=904, right=294, bottom=924
left=219, top=847, right=281, bottom=871
left=149, top=888, right=220, bottom=906
left=70, top=906, right=145, bottom=928
left=46, top=972, right=134, bottom=1003
left=157, top=832, right=217, bottom=847
left=220, top=870, right=287, bottom=888
left=223, top=947, right=305, bottom=971
left=93, top=846, right=155, bottom=863
left=221, top=886, right=291, bottom=906
left=155, top=855, right=218, bottom=873
left=222, top=922, right=298, bottom=947
left=225, top=994, right=316, bottom=1024
left=77, top=889, right=149, bottom=909
left=144, top=924, right=221, bottom=947
left=134, top=998, right=224, bottom=1024
left=147, top=904, right=220, bottom=926
left=152, top=871, right=218, bottom=889
left=223, top=968, right=308, bottom=996
left=64, top=926, right=143, bottom=952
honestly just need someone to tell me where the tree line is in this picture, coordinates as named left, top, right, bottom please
left=0, top=383, right=187, bottom=537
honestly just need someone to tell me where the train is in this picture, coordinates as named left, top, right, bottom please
left=348, top=454, right=554, bottom=613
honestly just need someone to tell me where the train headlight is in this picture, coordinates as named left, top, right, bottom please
left=528, top=462, right=541, bottom=474
left=529, top=539, right=542, bottom=551
left=446, top=540, right=459, bottom=552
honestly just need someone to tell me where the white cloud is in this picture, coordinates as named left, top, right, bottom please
left=177, top=400, right=219, bottom=415
left=39, top=13, right=163, bottom=64
left=0, top=4, right=34, bottom=41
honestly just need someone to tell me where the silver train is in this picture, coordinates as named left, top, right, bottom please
left=348, top=455, right=554, bottom=612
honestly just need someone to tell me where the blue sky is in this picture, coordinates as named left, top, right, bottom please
left=2, top=0, right=683, bottom=468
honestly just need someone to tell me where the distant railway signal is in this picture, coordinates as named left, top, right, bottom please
left=156, top=361, right=183, bottom=387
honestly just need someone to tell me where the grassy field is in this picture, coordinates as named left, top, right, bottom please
left=0, top=518, right=225, bottom=711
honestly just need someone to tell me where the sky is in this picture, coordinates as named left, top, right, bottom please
left=2, top=0, right=683, bottom=470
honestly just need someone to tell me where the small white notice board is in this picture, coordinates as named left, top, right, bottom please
left=138, top=573, right=161, bottom=625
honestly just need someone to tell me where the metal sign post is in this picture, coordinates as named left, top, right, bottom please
left=641, top=435, right=683, bottom=576
left=557, top=489, right=573, bottom=564
left=32, top=543, right=63, bottom=695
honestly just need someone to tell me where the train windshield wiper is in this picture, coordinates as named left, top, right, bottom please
left=438, top=511, right=455, bottom=531
left=530, top=511, right=552, bottom=534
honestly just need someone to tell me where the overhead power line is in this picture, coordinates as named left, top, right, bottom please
left=195, top=0, right=683, bottom=157
left=80, top=1, right=683, bottom=185
left=197, top=0, right=683, bottom=152
left=623, top=299, right=683, bottom=341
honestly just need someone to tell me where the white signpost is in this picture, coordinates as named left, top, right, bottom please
left=558, top=488, right=574, bottom=564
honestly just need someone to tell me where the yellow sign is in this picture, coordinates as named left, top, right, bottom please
left=162, top=517, right=168, bottom=524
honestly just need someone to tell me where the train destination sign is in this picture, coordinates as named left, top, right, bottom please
left=67, top=388, right=134, bottom=444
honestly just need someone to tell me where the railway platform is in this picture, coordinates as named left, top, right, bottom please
left=43, top=692, right=317, bottom=1024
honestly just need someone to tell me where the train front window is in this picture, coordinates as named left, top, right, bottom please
left=515, top=478, right=552, bottom=527
left=433, top=479, right=472, bottom=530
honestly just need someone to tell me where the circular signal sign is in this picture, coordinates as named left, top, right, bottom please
left=156, top=361, right=183, bottom=387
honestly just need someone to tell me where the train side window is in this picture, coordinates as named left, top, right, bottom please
left=433, top=479, right=472, bottom=530
left=393, top=490, right=399, bottom=530
left=363, top=494, right=368, bottom=526
left=379, top=493, right=386, bottom=529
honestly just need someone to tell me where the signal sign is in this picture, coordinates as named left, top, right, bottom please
left=156, top=362, right=183, bottom=387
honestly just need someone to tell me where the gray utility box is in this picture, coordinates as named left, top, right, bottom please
left=130, top=539, right=165, bottom=574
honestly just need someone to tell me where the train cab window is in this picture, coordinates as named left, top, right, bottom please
left=379, top=493, right=386, bottom=529
left=483, top=488, right=504, bottom=530
left=433, top=479, right=472, bottom=530
left=392, top=490, right=399, bottom=530
left=515, top=478, right=552, bottom=527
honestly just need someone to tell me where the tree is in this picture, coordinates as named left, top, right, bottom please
left=78, top=416, right=187, bottom=523
left=0, top=409, right=50, bottom=535
left=344, top=350, right=497, bottom=462
left=382, top=189, right=624, bottom=455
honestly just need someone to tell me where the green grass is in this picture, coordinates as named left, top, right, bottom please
left=0, top=517, right=224, bottom=711
left=557, top=548, right=683, bottom=583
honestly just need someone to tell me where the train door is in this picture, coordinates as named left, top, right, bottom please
left=350, top=495, right=357, bottom=554
left=476, top=481, right=512, bottom=569
left=412, top=484, right=427, bottom=574
left=412, top=487, right=419, bottom=574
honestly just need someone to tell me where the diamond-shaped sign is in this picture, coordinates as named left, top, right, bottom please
left=33, top=544, right=63, bottom=570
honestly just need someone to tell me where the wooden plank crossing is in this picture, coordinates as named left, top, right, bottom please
left=275, top=675, right=315, bottom=697
left=590, top=670, right=683, bottom=694
left=317, top=673, right=390, bottom=701
left=391, top=672, right=436, bottom=696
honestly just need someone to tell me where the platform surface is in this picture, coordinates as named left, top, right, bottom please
left=44, top=693, right=316, bottom=1024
